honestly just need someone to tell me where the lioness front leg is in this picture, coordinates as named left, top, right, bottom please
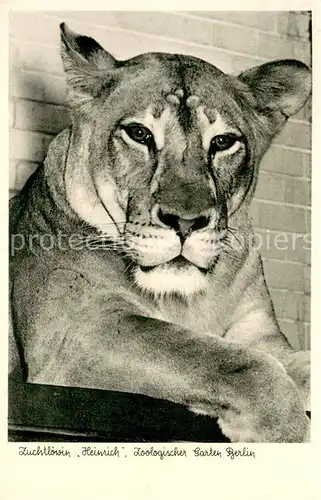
left=22, top=289, right=309, bottom=443
left=117, top=316, right=309, bottom=443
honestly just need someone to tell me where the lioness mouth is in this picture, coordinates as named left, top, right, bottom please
left=140, top=255, right=208, bottom=273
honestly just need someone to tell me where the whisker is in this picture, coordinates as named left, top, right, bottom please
left=227, top=227, right=244, bottom=249
left=221, top=238, right=235, bottom=251
left=220, top=233, right=243, bottom=257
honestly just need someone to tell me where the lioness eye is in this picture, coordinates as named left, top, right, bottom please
left=123, top=124, right=154, bottom=146
left=210, top=134, right=238, bottom=152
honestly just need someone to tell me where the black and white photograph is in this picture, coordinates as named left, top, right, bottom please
left=8, top=9, right=313, bottom=447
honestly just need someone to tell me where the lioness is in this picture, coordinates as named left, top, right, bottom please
left=9, top=23, right=311, bottom=442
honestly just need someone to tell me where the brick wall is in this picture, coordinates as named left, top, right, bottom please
left=9, top=11, right=311, bottom=349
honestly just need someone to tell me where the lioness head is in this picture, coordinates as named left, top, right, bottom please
left=58, top=23, right=311, bottom=297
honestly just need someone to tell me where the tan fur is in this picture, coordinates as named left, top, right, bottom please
left=9, top=23, right=312, bottom=442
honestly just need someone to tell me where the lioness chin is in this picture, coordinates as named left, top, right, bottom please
left=9, top=22, right=311, bottom=442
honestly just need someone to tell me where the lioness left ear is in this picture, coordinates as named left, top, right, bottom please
left=60, top=22, right=117, bottom=106
left=238, top=59, right=311, bottom=118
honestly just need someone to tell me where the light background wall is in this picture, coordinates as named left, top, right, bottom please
left=9, top=11, right=312, bottom=349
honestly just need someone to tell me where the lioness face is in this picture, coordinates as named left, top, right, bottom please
left=111, top=74, right=248, bottom=295
left=60, top=24, right=311, bottom=296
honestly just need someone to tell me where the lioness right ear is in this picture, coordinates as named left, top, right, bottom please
left=60, top=22, right=117, bottom=106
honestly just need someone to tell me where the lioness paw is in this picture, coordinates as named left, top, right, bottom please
left=286, top=350, right=310, bottom=411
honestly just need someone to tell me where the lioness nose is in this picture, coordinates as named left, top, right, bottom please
left=157, top=206, right=211, bottom=240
